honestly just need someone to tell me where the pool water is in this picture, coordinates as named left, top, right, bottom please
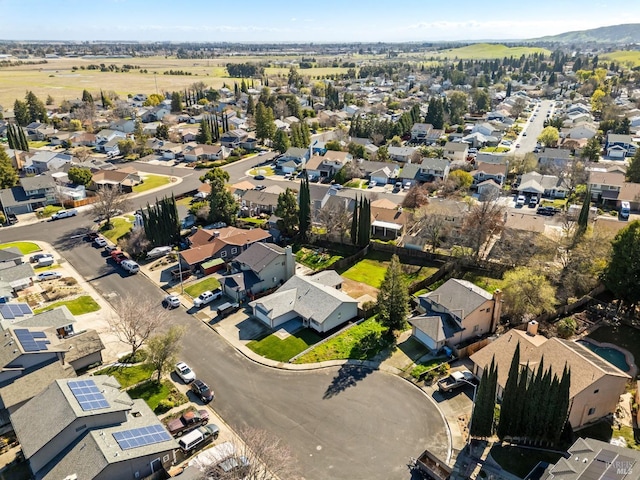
left=577, top=340, right=631, bottom=372
left=588, top=324, right=640, bottom=370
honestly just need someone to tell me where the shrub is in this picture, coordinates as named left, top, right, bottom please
left=64, top=277, right=78, bottom=286
left=155, top=399, right=175, bottom=414
left=557, top=317, right=577, bottom=338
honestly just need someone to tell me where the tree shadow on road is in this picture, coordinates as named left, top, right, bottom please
left=323, top=364, right=373, bottom=399
left=53, top=227, right=94, bottom=251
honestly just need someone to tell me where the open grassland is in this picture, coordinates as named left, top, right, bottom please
left=602, top=50, right=640, bottom=67
left=432, top=43, right=551, bottom=60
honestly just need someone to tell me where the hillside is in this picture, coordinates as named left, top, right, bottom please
left=535, top=23, right=640, bottom=44
left=432, top=43, right=551, bottom=60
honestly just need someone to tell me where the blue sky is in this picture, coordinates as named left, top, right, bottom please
left=1, top=0, right=639, bottom=42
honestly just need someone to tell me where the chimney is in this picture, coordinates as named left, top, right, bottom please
left=284, top=245, right=295, bottom=280
left=490, top=289, right=503, bottom=333
left=213, top=231, right=220, bottom=238
left=526, top=320, right=539, bottom=337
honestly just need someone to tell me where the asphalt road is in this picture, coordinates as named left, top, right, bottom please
left=2, top=206, right=449, bottom=479
left=517, top=99, right=556, bottom=153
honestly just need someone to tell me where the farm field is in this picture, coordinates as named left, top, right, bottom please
left=602, top=50, right=640, bottom=67
left=431, top=43, right=551, bottom=60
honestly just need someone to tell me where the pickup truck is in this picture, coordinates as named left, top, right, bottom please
left=166, top=409, right=210, bottom=437
left=110, top=250, right=128, bottom=264
left=437, top=370, right=475, bottom=393
left=193, top=289, right=222, bottom=308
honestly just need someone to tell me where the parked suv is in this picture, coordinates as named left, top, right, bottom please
left=190, top=379, right=214, bottom=403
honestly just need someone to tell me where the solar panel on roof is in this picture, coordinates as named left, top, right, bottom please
left=112, top=425, right=172, bottom=450
left=68, top=379, right=110, bottom=411
left=0, top=304, right=32, bottom=320
left=579, top=460, right=608, bottom=480
left=31, top=331, right=47, bottom=339
left=595, top=449, right=617, bottom=464
left=14, top=328, right=49, bottom=352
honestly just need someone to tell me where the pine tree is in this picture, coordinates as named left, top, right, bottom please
left=0, top=146, right=19, bottom=189
left=575, top=187, right=591, bottom=240
left=7, top=124, right=15, bottom=150
left=196, top=118, right=212, bottom=144
left=246, top=95, right=255, bottom=116
left=19, top=125, right=29, bottom=152
left=376, top=255, right=409, bottom=333
left=273, top=129, right=290, bottom=154
left=470, top=356, right=497, bottom=438
left=298, top=172, right=311, bottom=241
left=13, top=99, right=29, bottom=126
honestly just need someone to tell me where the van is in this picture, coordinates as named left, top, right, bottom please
left=620, top=201, right=631, bottom=219
left=121, top=260, right=140, bottom=274
left=178, top=424, right=220, bottom=453
left=37, top=256, right=55, bottom=267
left=217, top=302, right=240, bottom=318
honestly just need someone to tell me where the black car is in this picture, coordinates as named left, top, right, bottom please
left=254, top=174, right=265, bottom=180
left=536, top=206, right=559, bottom=216
left=190, top=379, right=214, bottom=403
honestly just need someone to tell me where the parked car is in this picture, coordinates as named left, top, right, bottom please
left=166, top=408, right=209, bottom=437
left=536, top=206, right=558, bottom=216
left=254, top=185, right=266, bottom=191
left=30, top=253, right=53, bottom=263
left=175, top=362, right=196, bottom=383
left=85, top=232, right=100, bottom=241
left=110, top=250, right=128, bottom=264
left=147, top=246, right=172, bottom=259
left=529, top=197, right=538, bottom=208
left=515, top=143, right=521, bottom=148
left=368, top=180, right=377, bottom=188
left=217, top=301, right=240, bottom=318
left=193, top=289, right=222, bottom=308
left=50, top=209, right=78, bottom=220
left=36, top=271, right=63, bottom=282
left=191, top=379, right=214, bottom=403
left=93, top=236, right=108, bottom=247
left=254, top=174, right=265, bottom=180
left=120, top=259, right=139, bottom=274
left=104, top=245, right=118, bottom=254
left=163, top=294, right=181, bottom=309
left=178, top=424, right=220, bottom=453
left=516, top=195, right=526, bottom=207
left=257, top=151, right=267, bottom=156
left=6, top=213, right=18, bottom=225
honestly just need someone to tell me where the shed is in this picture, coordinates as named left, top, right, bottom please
left=201, top=258, right=225, bottom=275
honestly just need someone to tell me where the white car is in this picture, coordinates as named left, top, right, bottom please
left=93, top=236, right=108, bottom=247
left=175, top=362, right=196, bottom=383
left=147, top=246, right=172, bottom=259
left=163, top=294, right=181, bottom=309
left=36, top=271, right=63, bottom=282
left=51, top=209, right=78, bottom=220
left=516, top=195, right=526, bottom=207
left=193, top=289, right=222, bottom=308
left=368, top=180, right=377, bottom=188
left=120, top=260, right=139, bottom=274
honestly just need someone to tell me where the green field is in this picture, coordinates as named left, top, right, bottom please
left=34, top=295, right=101, bottom=315
left=133, top=174, right=172, bottom=193
left=341, top=251, right=439, bottom=288
left=602, top=50, right=640, bottom=67
left=0, top=241, right=41, bottom=254
left=433, top=43, right=551, bottom=60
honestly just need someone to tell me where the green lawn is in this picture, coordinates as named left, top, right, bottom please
left=240, top=217, right=267, bottom=226
left=480, top=146, right=510, bottom=153
left=345, top=179, right=367, bottom=189
left=294, top=318, right=388, bottom=363
left=127, top=379, right=187, bottom=413
left=489, top=445, right=564, bottom=478
left=184, top=276, right=222, bottom=298
left=94, top=363, right=155, bottom=388
left=341, top=251, right=438, bottom=288
left=34, top=295, right=101, bottom=315
left=461, top=272, right=507, bottom=294
left=295, top=246, right=344, bottom=271
left=28, top=140, right=49, bottom=148
left=0, top=241, right=41, bottom=254
left=176, top=196, right=194, bottom=206
left=249, top=166, right=275, bottom=176
left=36, top=205, right=63, bottom=218
left=247, top=329, right=323, bottom=362
left=100, top=216, right=134, bottom=242
left=133, top=174, right=172, bottom=193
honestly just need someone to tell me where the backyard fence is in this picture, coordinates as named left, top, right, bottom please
left=534, top=284, right=607, bottom=324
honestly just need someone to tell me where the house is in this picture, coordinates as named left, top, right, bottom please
left=241, top=185, right=284, bottom=215
left=397, top=163, right=421, bottom=188
left=140, top=104, right=170, bottom=123
left=25, top=151, right=73, bottom=174
left=0, top=247, right=23, bottom=269
left=426, top=128, right=444, bottom=144
left=461, top=132, right=499, bottom=148
left=180, top=226, right=272, bottom=270
left=536, top=147, right=572, bottom=168
left=359, top=160, right=400, bottom=182
left=0, top=263, right=34, bottom=292
left=69, top=132, right=97, bottom=147
left=220, top=129, right=249, bottom=149
left=159, top=142, right=184, bottom=160
left=472, top=162, right=507, bottom=187
left=443, top=141, right=469, bottom=162
left=0, top=175, right=57, bottom=215
left=606, top=133, right=637, bottom=158
left=11, top=376, right=178, bottom=480
left=95, top=129, right=126, bottom=152
left=387, top=146, right=417, bottom=163
left=476, top=179, right=502, bottom=200
left=410, top=123, right=432, bottom=142
left=91, top=168, right=142, bottom=192
left=541, top=437, right=640, bottom=480
left=304, top=151, right=352, bottom=180
left=277, top=147, right=310, bottom=173
left=565, top=122, right=598, bottom=140
left=471, top=122, right=498, bottom=137
left=409, top=279, right=502, bottom=352
left=183, top=144, right=230, bottom=162
left=25, top=122, right=56, bottom=141
left=249, top=272, right=358, bottom=333
left=49, top=132, right=72, bottom=146
left=110, top=119, right=136, bottom=134
left=588, top=168, right=625, bottom=205
left=470, top=326, right=630, bottom=429
left=518, top=171, right=568, bottom=199
left=222, top=244, right=295, bottom=301
left=418, top=157, right=450, bottom=183
left=370, top=198, right=407, bottom=239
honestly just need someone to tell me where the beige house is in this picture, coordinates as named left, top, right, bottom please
left=470, top=326, right=630, bottom=429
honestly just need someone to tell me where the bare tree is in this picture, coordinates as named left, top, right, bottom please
left=119, top=227, right=150, bottom=256
left=203, top=427, right=302, bottom=480
left=108, top=295, right=169, bottom=360
left=411, top=204, right=450, bottom=253
left=146, top=325, right=185, bottom=383
left=91, top=185, right=130, bottom=228
left=71, top=146, right=93, bottom=162
left=315, top=201, right=351, bottom=243
left=402, top=184, right=430, bottom=209
left=461, top=193, right=506, bottom=260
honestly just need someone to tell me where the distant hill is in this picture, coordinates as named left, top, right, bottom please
left=534, top=24, right=640, bottom=44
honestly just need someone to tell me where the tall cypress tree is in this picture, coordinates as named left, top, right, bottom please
left=497, top=342, right=520, bottom=440
left=298, top=172, right=311, bottom=241
left=19, top=126, right=29, bottom=151
left=7, top=124, right=15, bottom=150
left=470, top=356, right=497, bottom=438
left=350, top=198, right=359, bottom=245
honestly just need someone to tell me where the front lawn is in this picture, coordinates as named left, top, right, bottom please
left=133, top=174, right=172, bottom=193
left=94, top=363, right=155, bottom=388
left=0, top=241, right=41, bottom=254
left=36, top=205, right=63, bottom=218
left=345, top=179, right=367, bottom=189
left=34, top=295, right=101, bottom=315
left=461, top=271, right=507, bottom=294
left=480, top=146, right=510, bottom=153
left=184, top=276, right=222, bottom=298
left=247, top=329, right=323, bottom=362
left=489, top=445, right=564, bottom=478
left=249, top=166, right=275, bottom=176
left=28, top=140, right=49, bottom=148
left=176, top=196, right=194, bottom=206
left=295, top=246, right=344, bottom=271
left=127, top=379, right=187, bottom=413
left=100, top=216, right=134, bottom=242
left=294, top=318, right=389, bottom=363
left=240, top=217, right=267, bottom=226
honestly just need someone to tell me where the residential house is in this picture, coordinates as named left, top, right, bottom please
left=564, top=122, right=598, bottom=140
left=11, top=375, right=178, bottom=480
left=222, top=243, right=295, bottom=301
left=409, top=279, right=502, bottom=352
left=241, top=186, right=283, bottom=216
left=24, top=151, right=73, bottom=175
left=470, top=326, right=630, bottom=429
left=304, top=151, right=353, bottom=180
left=91, top=168, right=142, bottom=192
left=397, top=163, right=421, bottom=188
left=140, top=104, right=170, bottom=123
left=0, top=248, right=23, bottom=270
left=388, top=146, right=417, bottom=163
left=541, top=438, right=640, bottom=480
left=109, top=119, right=136, bottom=134
left=220, top=129, right=249, bottom=149
left=25, top=122, right=56, bottom=141
left=461, top=131, right=499, bottom=148
left=180, top=226, right=272, bottom=270
left=277, top=147, right=310, bottom=173
left=159, top=142, right=184, bottom=160
left=536, top=147, right=572, bottom=168
left=472, top=162, right=507, bottom=187
left=402, top=198, right=468, bottom=250
left=618, top=181, right=640, bottom=211
left=443, top=141, right=469, bottom=162
left=0, top=174, right=57, bottom=215
left=426, top=128, right=444, bottom=144
left=518, top=171, right=568, bottom=199
left=69, top=132, right=97, bottom=148
left=183, top=144, right=230, bottom=162
left=476, top=179, right=502, bottom=200
left=370, top=198, right=407, bottom=238
left=588, top=168, right=625, bottom=206
left=410, top=123, right=432, bottom=142
left=95, top=129, right=126, bottom=152
left=49, top=132, right=72, bottom=146
left=418, top=157, right=451, bottom=183
left=606, top=133, right=638, bottom=159
left=249, top=271, right=358, bottom=333
left=0, top=262, right=34, bottom=292
left=471, top=122, right=498, bottom=137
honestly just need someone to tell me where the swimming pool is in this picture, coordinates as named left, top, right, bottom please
left=576, top=339, right=633, bottom=373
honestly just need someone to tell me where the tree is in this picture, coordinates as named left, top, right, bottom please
left=376, top=255, right=409, bottom=333
left=143, top=93, right=164, bottom=107
left=155, top=123, right=169, bottom=140
left=448, top=169, right=473, bottom=193
left=591, top=88, right=606, bottom=112
left=275, top=188, right=299, bottom=236
left=273, top=129, right=290, bottom=154
left=325, top=140, right=342, bottom=151
left=502, top=266, right=556, bottom=323
left=447, top=91, right=468, bottom=124
left=574, top=187, right=591, bottom=240
left=626, top=149, right=640, bottom=183
left=497, top=342, right=520, bottom=440
left=67, top=166, right=93, bottom=186
left=316, top=200, right=351, bottom=243
left=537, top=126, right=559, bottom=147
left=0, top=147, right=19, bottom=189
left=472, top=89, right=491, bottom=113
left=350, top=198, right=359, bottom=244
left=298, top=173, right=311, bottom=241
left=470, top=356, right=497, bottom=438
left=402, top=184, right=429, bottom=209
left=196, top=118, right=212, bottom=145
left=255, top=102, right=275, bottom=142
left=69, top=118, right=82, bottom=131
left=511, top=97, right=527, bottom=118
left=170, top=92, right=183, bottom=113
left=146, top=325, right=185, bottom=383
left=603, top=220, right=640, bottom=310
left=357, top=197, right=371, bottom=247
left=91, top=185, right=130, bottom=229
left=13, top=99, right=29, bottom=126
left=117, top=139, right=135, bottom=157
left=246, top=95, right=255, bottom=116
left=411, top=204, right=449, bottom=253
left=461, top=194, right=505, bottom=259
left=82, top=89, right=94, bottom=105
left=108, top=295, right=169, bottom=360
left=202, top=168, right=239, bottom=225
left=25, top=91, right=48, bottom=124
left=141, top=196, right=181, bottom=247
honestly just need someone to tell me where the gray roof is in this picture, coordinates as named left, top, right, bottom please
left=309, top=270, right=344, bottom=288
left=222, top=270, right=261, bottom=293
left=283, top=147, right=308, bottom=158
left=59, top=329, right=104, bottom=364
left=19, top=174, right=56, bottom=191
left=241, top=189, right=280, bottom=207
left=234, top=243, right=285, bottom=274
left=420, top=279, right=492, bottom=320
left=250, top=273, right=357, bottom=325
left=536, top=147, right=571, bottom=159
left=420, top=157, right=450, bottom=170
left=607, top=133, right=635, bottom=144
left=0, top=305, right=75, bottom=331
left=388, top=146, right=417, bottom=156
left=0, top=262, right=34, bottom=284
left=409, top=315, right=450, bottom=342
left=0, top=248, right=22, bottom=263
left=0, top=361, right=76, bottom=410
left=40, top=399, right=177, bottom=480
left=398, top=163, right=421, bottom=180
left=359, top=160, right=399, bottom=175
left=11, top=375, right=133, bottom=460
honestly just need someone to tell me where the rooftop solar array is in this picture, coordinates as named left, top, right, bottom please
left=112, top=425, right=172, bottom=450
left=0, top=303, right=32, bottom=320
left=68, top=379, right=110, bottom=411
left=14, top=328, right=50, bottom=352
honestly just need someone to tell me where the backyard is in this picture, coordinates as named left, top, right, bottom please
left=95, top=363, right=155, bottom=388
left=461, top=271, right=506, bottom=294
left=133, top=174, right=172, bottom=193
left=183, top=276, right=222, bottom=298
left=294, top=245, right=349, bottom=271
left=247, top=329, right=323, bottom=362
left=34, top=295, right=101, bottom=315
left=128, top=379, right=187, bottom=413
left=0, top=241, right=41, bottom=254
left=489, top=445, right=564, bottom=478
left=340, top=251, right=439, bottom=288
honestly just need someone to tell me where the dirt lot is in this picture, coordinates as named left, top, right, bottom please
left=341, top=278, right=379, bottom=302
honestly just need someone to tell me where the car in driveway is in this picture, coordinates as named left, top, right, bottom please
left=537, top=206, right=560, bottom=216
left=36, top=271, right=63, bottom=282
left=368, top=180, right=377, bottom=188
left=193, top=289, right=222, bottom=308
left=30, top=253, right=53, bottom=263
left=163, top=294, right=181, bottom=309
left=516, top=195, right=526, bottom=207
left=190, top=379, right=214, bottom=403
left=175, top=362, right=196, bottom=383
